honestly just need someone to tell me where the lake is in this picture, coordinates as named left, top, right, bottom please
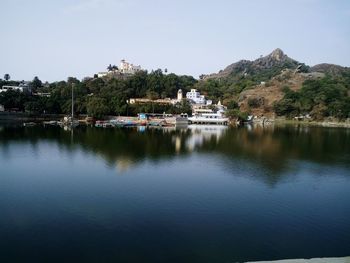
left=0, top=123, right=349, bottom=263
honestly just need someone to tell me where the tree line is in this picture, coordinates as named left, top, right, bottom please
left=1, top=68, right=349, bottom=120
left=0, top=70, right=196, bottom=118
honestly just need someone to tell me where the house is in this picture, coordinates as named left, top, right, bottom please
left=97, top=59, right=143, bottom=78
left=97, top=72, right=108, bottom=78
left=186, top=89, right=207, bottom=104
left=119, top=59, right=142, bottom=74
left=0, top=104, right=4, bottom=112
left=1, top=83, right=31, bottom=93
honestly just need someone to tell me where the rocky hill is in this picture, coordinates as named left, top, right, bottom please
left=198, top=49, right=350, bottom=120
left=203, top=48, right=305, bottom=81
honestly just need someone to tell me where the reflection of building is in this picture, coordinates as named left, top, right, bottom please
left=115, top=156, right=135, bottom=172
left=185, top=125, right=228, bottom=151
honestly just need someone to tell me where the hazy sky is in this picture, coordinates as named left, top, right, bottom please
left=1, top=0, right=350, bottom=82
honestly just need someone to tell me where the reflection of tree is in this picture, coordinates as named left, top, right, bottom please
left=0, top=124, right=349, bottom=185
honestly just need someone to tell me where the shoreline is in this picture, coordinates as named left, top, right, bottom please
left=1, top=112, right=350, bottom=129
left=247, top=256, right=350, bottom=263
left=273, top=119, right=350, bottom=128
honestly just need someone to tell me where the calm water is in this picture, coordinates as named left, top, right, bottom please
left=0, top=123, right=349, bottom=263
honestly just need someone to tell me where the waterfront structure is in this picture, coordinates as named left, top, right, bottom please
left=188, top=108, right=228, bottom=125
left=0, top=104, right=4, bottom=112
left=188, top=101, right=228, bottom=125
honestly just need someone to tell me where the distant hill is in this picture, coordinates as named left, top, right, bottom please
left=310, top=63, right=349, bottom=76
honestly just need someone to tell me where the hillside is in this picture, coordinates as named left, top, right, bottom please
left=198, top=49, right=350, bottom=120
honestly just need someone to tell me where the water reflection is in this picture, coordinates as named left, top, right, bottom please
left=0, top=123, right=349, bottom=183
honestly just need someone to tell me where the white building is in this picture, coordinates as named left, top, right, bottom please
left=97, top=72, right=108, bottom=78
left=119, top=59, right=142, bottom=74
left=0, top=84, right=30, bottom=93
left=177, top=89, right=183, bottom=101
left=0, top=104, right=4, bottom=112
left=186, top=89, right=207, bottom=104
left=97, top=59, right=142, bottom=78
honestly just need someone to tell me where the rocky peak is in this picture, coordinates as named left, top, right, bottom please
left=267, top=48, right=285, bottom=61
left=202, top=48, right=299, bottom=80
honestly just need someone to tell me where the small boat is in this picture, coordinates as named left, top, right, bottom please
left=23, top=122, right=36, bottom=127
left=147, top=119, right=165, bottom=127
left=102, top=122, right=114, bottom=128
left=85, top=116, right=94, bottom=123
left=95, top=120, right=105, bottom=128
left=43, top=120, right=58, bottom=125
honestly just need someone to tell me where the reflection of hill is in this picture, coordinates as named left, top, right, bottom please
left=0, top=124, right=349, bottom=184
left=200, top=124, right=350, bottom=185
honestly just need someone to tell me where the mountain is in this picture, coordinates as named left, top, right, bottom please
left=202, top=48, right=305, bottom=81
left=198, top=49, right=350, bottom=120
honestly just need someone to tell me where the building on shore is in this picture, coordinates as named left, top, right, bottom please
left=186, top=89, right=212, bottom=105
left=0, top=104, right=4, bottom=112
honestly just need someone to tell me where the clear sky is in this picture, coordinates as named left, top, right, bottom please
left=1, top=0, right=350, bottom=82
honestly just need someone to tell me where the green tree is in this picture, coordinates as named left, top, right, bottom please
left=31, top=76, right=43, bottom=91
left=4, top=74, right=10, bottom=81
left=87, top=97, right=110, bottom=118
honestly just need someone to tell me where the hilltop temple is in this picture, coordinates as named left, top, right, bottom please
left=97, top=59, right=142, bottom=78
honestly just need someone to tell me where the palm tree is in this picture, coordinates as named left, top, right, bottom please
left=4, top=74, right=10, bottom=81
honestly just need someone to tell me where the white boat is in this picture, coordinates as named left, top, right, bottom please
left=188, top=110, right=228, bottom=125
